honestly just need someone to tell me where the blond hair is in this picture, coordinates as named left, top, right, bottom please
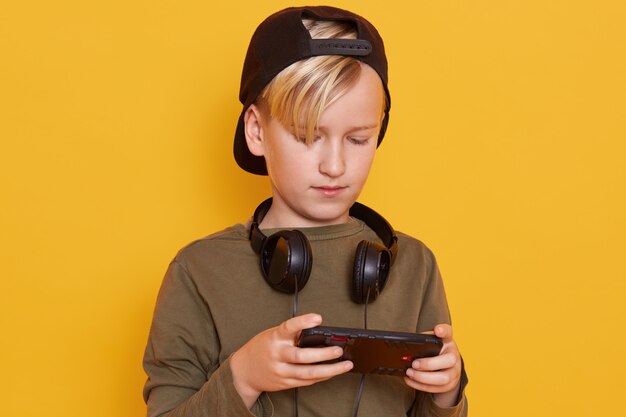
left=258, top=19, right=385, bottom=144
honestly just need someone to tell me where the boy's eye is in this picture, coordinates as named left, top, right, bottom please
left=348, top=137, right=370, bottom=145
left=293, top=134, right=321, bottom=143
left=290, top=133, right=306, bottom=142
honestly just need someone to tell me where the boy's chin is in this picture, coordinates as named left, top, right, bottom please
left=300, top=202, right=354, bottom=226
left=271, top=192, right=360, bottom=227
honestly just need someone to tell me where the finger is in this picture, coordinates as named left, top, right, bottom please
left=287, top=360, right=354, bottom=383
left=283, top=345, right=344, bottom=364
left=412, top=351, right=457, bottom=371
left=406, top=368, right=457, bottom=387
left=278, top=313, right=322, bottom=338
left=434, top=323, right=453, bottom=340
left=403, top=376, right=454, bottom=394
left=272, top=361, right=354, bottom=390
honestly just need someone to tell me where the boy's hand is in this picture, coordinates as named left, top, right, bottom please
left=404, top=324, right=462, bottom=408
left=230, top=313, right=353, bottom=408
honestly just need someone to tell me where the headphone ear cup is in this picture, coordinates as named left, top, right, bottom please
left=352, top=240, right=392, bottom=304
left=261, top=230, right=312, bottom=294
left=352, top=240, right=377, bottom=304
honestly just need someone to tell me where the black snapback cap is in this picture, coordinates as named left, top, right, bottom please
left=234, top=6, right=391, bottom=175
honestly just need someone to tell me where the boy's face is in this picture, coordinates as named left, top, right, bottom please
left=246, top=64, right=385, bottom=228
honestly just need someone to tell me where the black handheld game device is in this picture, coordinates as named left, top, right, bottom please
left=297, top=326, right=443, bottom=375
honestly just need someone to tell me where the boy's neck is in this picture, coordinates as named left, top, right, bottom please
left=259, top=211, right=352, bottom=230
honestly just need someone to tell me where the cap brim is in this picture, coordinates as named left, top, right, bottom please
left=233, top=110, right=268, bottom=175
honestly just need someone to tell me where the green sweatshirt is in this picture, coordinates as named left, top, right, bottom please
left=143, top=218, right=468, bottom=417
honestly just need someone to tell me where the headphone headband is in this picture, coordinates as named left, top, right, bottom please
left=249, top=198, right=273, bottom=253
left=348, top=202, right=398, bottom=265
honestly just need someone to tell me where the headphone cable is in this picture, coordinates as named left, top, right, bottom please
left=293, top=277, right=299, bottom=417
left=351, top=287, right=370, bottom=417
left=293, top=283, right=371, bottom=417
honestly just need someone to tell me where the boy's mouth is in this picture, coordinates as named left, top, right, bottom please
left=312, top=185, right=347, bottom=197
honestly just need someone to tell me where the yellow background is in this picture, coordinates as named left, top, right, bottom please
left=1, top=1, right=625, bottom=416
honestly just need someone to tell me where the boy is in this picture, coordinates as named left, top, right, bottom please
left=143, top=6, right=468, bottom=417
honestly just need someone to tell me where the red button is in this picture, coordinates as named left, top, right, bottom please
left=331, top=336, right=349, bottom=342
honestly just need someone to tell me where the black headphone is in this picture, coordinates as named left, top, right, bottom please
left=249, top=198, right=399, bottom=304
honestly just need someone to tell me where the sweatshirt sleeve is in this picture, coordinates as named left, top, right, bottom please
left=410, top=245, right=469, bottom=417
left=142, top=260, right=273, bottom=417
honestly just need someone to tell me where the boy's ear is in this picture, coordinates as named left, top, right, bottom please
left=243, top=104, right=266, bottom=157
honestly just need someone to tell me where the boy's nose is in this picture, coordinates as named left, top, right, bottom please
left=318, top=139, right=345, bottom=178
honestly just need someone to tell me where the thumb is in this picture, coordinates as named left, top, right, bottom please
left=434, top=323, right=453, bottom=341
left=279, top=313, right=322, bottom=338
